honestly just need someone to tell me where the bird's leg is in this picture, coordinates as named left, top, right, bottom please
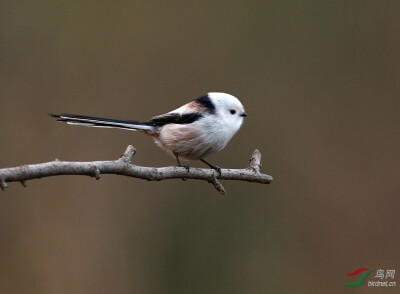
left=200, top=159, right=222, bottom=176
left=174, top=153, right=190, bottom=181
left=174, top=153, right=190, bottom=171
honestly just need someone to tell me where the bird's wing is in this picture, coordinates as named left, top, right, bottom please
left=150, top=112, right=203, bottom=126
left=150, top=101, right=204, bottom=126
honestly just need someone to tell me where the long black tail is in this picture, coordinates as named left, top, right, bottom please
left=50, top=113, right=156, bottom=132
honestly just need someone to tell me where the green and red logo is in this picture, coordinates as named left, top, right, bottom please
left=340, top=267, right=373, bottom=287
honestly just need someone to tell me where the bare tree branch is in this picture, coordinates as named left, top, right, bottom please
left=0, top=145, right=273, bottom=194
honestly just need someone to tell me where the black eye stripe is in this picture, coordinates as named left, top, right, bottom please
left=230, top=109, right=236, bottom=114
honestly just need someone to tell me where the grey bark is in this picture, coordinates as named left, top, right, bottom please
left=0, top=145, right=273, bottom=194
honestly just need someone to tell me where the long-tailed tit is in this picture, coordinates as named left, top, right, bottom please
left=50, top=92, right=247, bottom=174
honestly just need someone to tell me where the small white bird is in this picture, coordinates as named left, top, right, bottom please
left=51, top=92, right=247, bottom=174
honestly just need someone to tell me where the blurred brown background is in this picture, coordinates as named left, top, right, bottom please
left=1, top=1, right=399, bottom=293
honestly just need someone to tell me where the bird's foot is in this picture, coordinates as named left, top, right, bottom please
left=179, top=165, right=190, bottom=181
left=174, top=153, right=190, bottom=181
left=183, top=165, right=190, bottom=172
left=209, top=164, right=222, bottom=176
left=200, top=159, right=222, bottom=176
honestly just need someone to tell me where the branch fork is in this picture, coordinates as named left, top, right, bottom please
left=0, top=145, right=273, bottom=194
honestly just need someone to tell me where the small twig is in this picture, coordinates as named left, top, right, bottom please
left=119, top=145, right=136, bottom=163
left=249, top=149, right=262, bottom=173
left=209, top=173, right=226, bottom=195
left=0, top=178, right=8, bottom=191
left=0, top=145, right=273, bottom=194
left=92, top=166, right=101, bottom=180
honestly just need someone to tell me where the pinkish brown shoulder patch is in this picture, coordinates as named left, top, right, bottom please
left=143, top=130, right=159, bottom=137
left=184, top=101, right=206, bottom=112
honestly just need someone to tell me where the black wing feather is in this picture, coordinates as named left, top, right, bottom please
left=150, top=113, right=203, bottom=126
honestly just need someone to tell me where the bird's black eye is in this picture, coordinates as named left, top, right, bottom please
left=230, top=109, right=236, bottom=115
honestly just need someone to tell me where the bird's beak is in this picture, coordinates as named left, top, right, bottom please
left=240, top=112, right=248, bottom=117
